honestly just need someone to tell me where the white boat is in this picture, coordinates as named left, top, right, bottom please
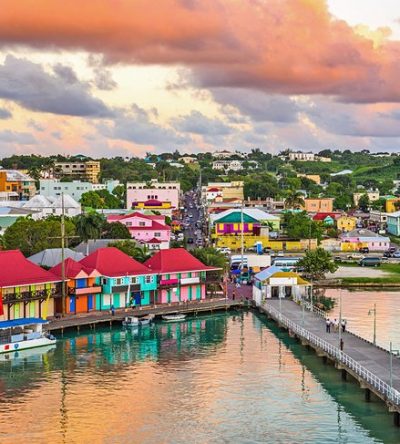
left=0, top=318, right=56, bottom=355
left=162, top=314, right=186, bottom=322
left=138, top=314, right=155, bottom=326
left=122, top=316, right=140, bottom=327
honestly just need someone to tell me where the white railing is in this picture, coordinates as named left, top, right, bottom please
left=264, top=304, right=400, bottom=406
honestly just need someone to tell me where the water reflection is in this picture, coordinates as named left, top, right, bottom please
left=0, top=312, right=398, bottom=443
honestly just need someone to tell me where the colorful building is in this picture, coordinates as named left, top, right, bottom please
left=387, top=211, right=400, bottom=236
left=50, top=258, right=102, bottom=314
left=312, top=212, right=341, bottom=226
left=353, top=190, right=380, bottom=207
left=0, top=170, right=36, bottom=200
left=337, top=215, right=357, bottom=232
left=144, top=248, right=221, bottom=304
left=340, top=229, right=390, bottom=252
left=107, top=212, right=171, bottom=249
left=304, top=198, right=334, bottom=213
left=126, top=181, right=180, bottom=210
left=385, top=197, right=400, bottom=213
left=0, top=250, right=61, bottom=320
left=80, top=247, right=157, bottom=309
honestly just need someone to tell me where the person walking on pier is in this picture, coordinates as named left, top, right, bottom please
left=326, top=318, right=331, bottom=333
left=111, top=304, right=115, bottom=316
left=333, top=318, right=339, bottom=332
left=341, top=319, right=346, bottom=333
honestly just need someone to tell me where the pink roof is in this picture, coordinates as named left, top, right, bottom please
left=144, top=248, right=219, bottom=273
left=0, top=250, right=60, bottom=287
left=50, top=258, right=100, bottom=279
left=80, top=247, right=151, bottom=277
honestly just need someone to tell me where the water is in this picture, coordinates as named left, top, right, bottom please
left=0, top=311, right=399, bottom=443
left=323, top=289, right=400, bottom=350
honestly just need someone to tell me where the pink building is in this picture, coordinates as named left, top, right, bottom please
left=126, top=181, right=180, bottom=210
left=144, top=248, right=221, bottom=304
left=107, top=212, right=171, bottom=249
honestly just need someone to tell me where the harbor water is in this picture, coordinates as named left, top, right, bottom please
left=0, top=307, right=400, bottom=443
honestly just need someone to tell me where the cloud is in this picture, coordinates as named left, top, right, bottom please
left=0, top=107, right=11, bottom=119
left=0, top=55, right=113, bottom=117
left=100, top=105, right=188, bottom=148
left=172, top=110, right=232, bottom=135
left=1, top=1, right=400, bottom=103
left=0, top=130, right=36, bottom=144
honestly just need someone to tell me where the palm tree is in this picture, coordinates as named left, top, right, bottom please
left=74, top=213, right=105, bottom=255
left=284, top=191, right=305, bottom=210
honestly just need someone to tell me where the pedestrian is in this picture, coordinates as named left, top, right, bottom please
left=232, top=290, right=236, bottom=301
left=326, top=318, right=331, bottom=333
left=341, top=319, right=346, bottom=333
left=111, top=304, right=115, bottom=316
left=333, top=318, right=338, bottom=332
left=340, top=339, right=344, bottom=351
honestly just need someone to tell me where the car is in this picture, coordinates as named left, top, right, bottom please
left=347, top=253, right=364, bottom=260
left=359, top=247, right=370, bottom=254
left=334, top=256, right=342, bottom=263
left=392, top=251, right=400, bottom=258
left=187, top=238, right=194, bottom=244
left=359, top=257, right=381, bottom=267
left=277, top=251, right=284, bottom=257
left=389, top=247, right=397, bottom=254
left=189, top=214, right=193, bottom=218
left=383, top=251, right=392, bottom=258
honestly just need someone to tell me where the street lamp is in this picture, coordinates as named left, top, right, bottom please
left=390, top=342, right=400, bottom=390
left=368, top=303, right=377, bottom=345
left=338, top=289, right=343, bottom=349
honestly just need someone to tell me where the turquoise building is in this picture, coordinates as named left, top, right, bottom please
left=387, top=211, right=400, bottom=236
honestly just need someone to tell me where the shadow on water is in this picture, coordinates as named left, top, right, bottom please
left=253, top=310, right=400, bottom=444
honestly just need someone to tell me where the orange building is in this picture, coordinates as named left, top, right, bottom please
left=0, top=170, right=36, bottom=200
left=304, top=198, right=334, bottom=213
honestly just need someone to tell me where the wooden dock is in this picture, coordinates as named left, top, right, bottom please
left=259, top=299, right=400, bottom=423
left=47, top=298, right=244, bottom=333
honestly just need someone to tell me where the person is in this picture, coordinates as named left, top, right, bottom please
left=341, top=319, right=346, bottom=333
left=111, top=304, right=115, bottom=316
left=340, top=339, right=344, bottom=351
left=326, top=318, right=331, bottom=333
left=236, top=281, right=241, bottom=288
left=334, top=318, right=338, bottom=332
left=232, top=290, right=236, bottom=301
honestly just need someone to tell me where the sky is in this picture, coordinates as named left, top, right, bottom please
left=1, top=0, right=400, bottom=158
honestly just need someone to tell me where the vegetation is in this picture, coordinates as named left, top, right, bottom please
left=298, top=248, right=338, bottom=281
left=191, top=247, right=227, bottom=273
left=282, top=211, right=323, bottom=240
left=80, top=189, right=123, bottom=209
left=108, top=240, right=152, bottom=262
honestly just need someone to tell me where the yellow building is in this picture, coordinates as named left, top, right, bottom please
left=297, top=174, right=321, bottom=185
left=386, top=198, right=400, bottom=213
left=85, top=161, right=101, bottom=183
left=54, top=160, right=101, bottom=184
left=304, top=198, right=334, bottom=213
left=337, top=216, right=357, bottom=232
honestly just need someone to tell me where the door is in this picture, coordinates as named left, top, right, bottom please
left=113, top=293, right=120, bottom=308
left=196, top=285, right=201, bottom=300
left=188, top=286, right=192, bottom=301
left=88, top=295, right=93, bottom=311
left=76, top=295, right=87, bottom=313
left=69, top=296, right=76, bottom=314
left=167, top=290, right=171, bottom=303
left=134, top=292, right=141, bottom=306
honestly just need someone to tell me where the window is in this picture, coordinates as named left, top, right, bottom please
left=102, top=278, right=107, bottom=285
left=126, top=222, right=132, bottom=227
left=131, top=277, right=137, bottom=284
left=115, top=278, right=122, bottom=285
left=145, top=275, right=153, bottom=284
left=154, top=232, right=161, bottom=237
left=139, top=221, right=146, bottom=227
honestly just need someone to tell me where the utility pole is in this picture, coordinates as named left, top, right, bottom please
left=368, top=303, right=377, bottom=345
left=61, top=192, right=66, bottom=317
left=241, top=200, right=244, bottom=271
left=338, top=289, right=342, bottom=349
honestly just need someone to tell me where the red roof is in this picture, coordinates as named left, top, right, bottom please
left=80, top=247, right=151, bottom=277
left=313, top=212, right=340, bottom=221
left=144, top=248, right=219, bottom=273
left=107, top=212, right=169, bottom=231
left=146, top=238, right=162, bottom=243
left=0, top=250, right=60, bottom=287
left=208, top=187, right=221, bottom=192
left=50, top=258, right=99, bottom=279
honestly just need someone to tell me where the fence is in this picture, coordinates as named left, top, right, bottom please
left=264, top=303, right=400, bottom=406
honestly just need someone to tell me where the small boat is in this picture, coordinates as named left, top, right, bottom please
left=122, top=316, right=140, bottom=327
left=0, top=318, right=56, bottom=355
left=138, top=314, right=155, bottom=326
left=162, top=314, right=186, bottom=322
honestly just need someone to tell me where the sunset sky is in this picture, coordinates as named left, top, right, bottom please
left=1, top=0, right=400, bottom=158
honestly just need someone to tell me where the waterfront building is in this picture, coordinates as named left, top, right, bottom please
left=340, top=228, right=390, bottom=251
left=54, top=160, right=100, bottom=183
left=80, top=247, right=157, bottom=308
left=0, top=169, right=36, bottom=200
left=304, top=198, right=334, bottom=213
left=126, top=180, right=180, bottom=211
left=50, top=258, right=102, bottom=314
left=0, top=250, right=61, bottom=320
left=252, top=265, right=310, bottom=305
left=107, top=212, right=171, bottom=249
left=387, top=211, right=400, bottom=236
left=144, top=248, right=220, bottom=304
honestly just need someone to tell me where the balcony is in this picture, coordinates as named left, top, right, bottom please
left=159, top=278, right=179, bottom=288
left=180, top=277, right=200, bottom=285
left=2, top=288, right=60, bottom=304
left=69, top=285, right=102, bottom=296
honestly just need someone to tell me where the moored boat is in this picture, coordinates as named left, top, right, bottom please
left=162, top=314, right=186, bottom=322
left=138, top=314, right=155, bottom=326
left=0, top=318, right=56, bottom=354
left=122, top=316, right=140, bottom=327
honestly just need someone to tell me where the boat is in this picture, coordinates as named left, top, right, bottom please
left=162, top=314, right=186, bottom=322
left=0, top=318, right=56, bottom=354
left=122, top=316, right=140, bottom=327
left=138, top=314, right=155, bottom=326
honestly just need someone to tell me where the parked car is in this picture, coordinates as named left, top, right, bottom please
left=277, top=251, right=284, bottom=257
left=389, top=247, right=397, bottom=254
left=359, top=247, right=370, bottom=254
left=217, top=247, right=231, bottom=255
left=359, top=257, right=381, bottom=267
left=334, top=256, right=342, bottom=263
left=383, top=251, right=392, bottom=258
left=187, top=238, right=194, bottom=244
left=347, top=253, right=364, bottom=260
left=392, top=251, right=400, bottom=259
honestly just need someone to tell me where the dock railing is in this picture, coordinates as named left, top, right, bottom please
left=264, top=303, right=400, bottom=406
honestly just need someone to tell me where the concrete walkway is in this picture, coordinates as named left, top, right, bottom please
left=265, top=299, right=400, bottom=393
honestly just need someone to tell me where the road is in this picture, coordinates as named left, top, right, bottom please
left=181, top=190, right=205, bottom=249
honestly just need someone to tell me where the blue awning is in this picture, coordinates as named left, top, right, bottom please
left=0, top=318, right=48, bottom=330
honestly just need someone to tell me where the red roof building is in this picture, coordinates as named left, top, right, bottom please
left=144, top=248, right=218, bottom=274
left=312, top=212, right=341, bottom=221
left=80, top=247, right=151, bottom=277
left=50, top=258, right=100, bottom=279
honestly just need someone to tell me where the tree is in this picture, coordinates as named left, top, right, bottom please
left=283, top=212, right=323, bottom=241
left=358, top=194, right=370, bottom=212
left=284, top=191, right=305, bottom=210
left=74, top=213, right=105, bottom=245
left=102, top=222, right=131, bottom=239
left=297, top=248, right=338, bottom=281
left=191, top=247, right=227, bottom=272
left=80, top=191, right=104, bottom=209
left=244, top=173, right=279, bottom=199
left=109, top=240, right=152, bottom=262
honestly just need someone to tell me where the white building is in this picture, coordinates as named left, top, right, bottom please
left=288, top=152, right=315, bottom=162
left=212, top=160, right=244, bottom=171
left=39, top=179, right=120, bottom=201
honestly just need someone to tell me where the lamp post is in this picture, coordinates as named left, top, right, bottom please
left=338, top=289, right=342, bottom=349
left=390, top=342, right=400, bottom=390
left=368, top=303, right=377, bottom=345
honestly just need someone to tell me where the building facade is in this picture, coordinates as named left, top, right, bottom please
left=0, top=170, right=36, bottom=200
left=387, top=211, right=400, bottom=236
left=54, top=161, right=100, bottom=183
left=126, top=180, right=180, bottom=210
left=304, top=198, right=334, bottom=213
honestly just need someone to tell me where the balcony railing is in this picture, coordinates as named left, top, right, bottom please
left=68, top=285, right=102, bottom=296
left=2, top=288, right=60, bottom=304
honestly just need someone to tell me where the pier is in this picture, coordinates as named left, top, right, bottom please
left=47, top=298, right=244, bottom=333
left=259, top=299, right=400, bottom=423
